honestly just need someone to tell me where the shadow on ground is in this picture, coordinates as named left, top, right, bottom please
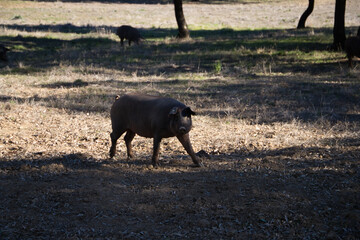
left=0, top=142, right=359, bottom=239
left=1, top=26, right=359, bottom=124
left=1, top=69, right=359, bottom=124
left=0, top=26, right=352, bottom=76
left=0, top=26, right=338, bottom=75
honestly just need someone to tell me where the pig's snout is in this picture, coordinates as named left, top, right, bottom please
left=179, top=126, right=187, bottom=134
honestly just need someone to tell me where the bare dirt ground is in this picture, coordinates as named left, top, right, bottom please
left=1, top=0, right=360, bottom=239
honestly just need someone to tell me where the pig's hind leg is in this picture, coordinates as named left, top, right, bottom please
left=109, top=129, right=126, bottom=158
left=124, top=130, right=136, bottom=159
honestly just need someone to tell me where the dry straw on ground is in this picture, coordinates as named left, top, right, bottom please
left=1, top=0, right=360, bottom=239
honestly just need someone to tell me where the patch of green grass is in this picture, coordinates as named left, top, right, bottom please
left=242, top=35, right=331, bottom=52
left=8, top=67, right=43, bottom=75
left=11, top=44, right=27, bottom=51
left=213, top=60, right=222, bottom=74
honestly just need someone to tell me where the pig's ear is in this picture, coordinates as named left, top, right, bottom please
left=182, top=107, right=196, bottom=117
left=169, top=107, right=179, bottom=116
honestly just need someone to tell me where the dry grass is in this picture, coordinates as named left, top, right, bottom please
left=1, top=0, right=360, bottom=239
left=1, top=0, right=359, bottom=30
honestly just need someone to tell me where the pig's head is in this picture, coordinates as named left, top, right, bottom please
left=0, top=45, right=10, bottom=62
left=169, top=106, right=196, bottom=136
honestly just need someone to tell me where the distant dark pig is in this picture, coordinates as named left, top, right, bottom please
left=344, top=27, right=360, bottom=67
left=0, top=44, right=10, bottom=62
left=109, top=94, right=202, bottom=167
left=116, top=25, right=143, bottom=46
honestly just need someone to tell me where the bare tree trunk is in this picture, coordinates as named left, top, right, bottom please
left=332, top=0, right=346, bottom=50
left=297, top=0, right=315, bottom=29
left=174, top=0, right=190, bottom=38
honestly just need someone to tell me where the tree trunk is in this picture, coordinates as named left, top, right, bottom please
left=297, top=0, right=315, bottom=29
left=332, top=0, right=346, bottom=50
left=174, top=0, right=190, bottom=39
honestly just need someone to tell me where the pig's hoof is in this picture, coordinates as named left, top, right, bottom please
left=109, top=152, right=116, bottom=159
left=152, top=162, right=160, bottom=168
left=196, top=150, right=211, bottom=159
left=109, top=148, right=116, bottom=158
left=193, top=162, right=204, bottom=168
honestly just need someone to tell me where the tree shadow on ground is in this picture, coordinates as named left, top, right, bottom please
left=1, top=66, right=359, bottom=124
left=0, top=27, right=343, bottom=76
left=1, top=26, right=359, bottom=124
left=41, top=74, right=360, bottom=124
left=0, top=143, right=359, bottom=239
left=1, top=23, right=117, bottom=35
left=0, top=23, right=334, bottom=42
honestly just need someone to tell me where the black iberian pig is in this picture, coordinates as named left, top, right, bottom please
left=116, top=25, right=143, bottom=46
left=109, top=94, right=203, bottom=167
left=344, top=27, right=360, bottom=67
left=0, top=44, right=10, bottom=62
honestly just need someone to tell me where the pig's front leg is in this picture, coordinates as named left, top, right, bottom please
left=177, top=133, right=203, bottom=167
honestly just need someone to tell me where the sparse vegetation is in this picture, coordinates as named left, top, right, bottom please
left=213, top=60, right=222, bottom=73
left=0, top=0, right=360, bottom=239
